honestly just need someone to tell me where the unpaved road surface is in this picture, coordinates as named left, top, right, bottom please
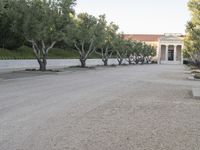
left=0, top=65, right=200, bottom=150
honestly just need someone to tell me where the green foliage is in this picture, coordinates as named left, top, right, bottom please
left=184, top=0, right=200, bottom=68
left=95, top=15, right=119, bottom=50
left=0, top=46, right=33, bottom=59
left=0, top=0, right=24, bottom=49
left=10, top=0, right=75, bottom=43
left=66, top=13, right=104, bottom=67
left=113, top=34, right=127, bottom=54
left=111, top=34, right=128, bottom=65
left=112, top=35, right=156, bottom=64
left=4, top=0, right=76, bottom=70
left=94, top=16, right=119, bottom=65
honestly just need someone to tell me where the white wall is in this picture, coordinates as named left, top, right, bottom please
left=0, top=59, right=119, bottom=70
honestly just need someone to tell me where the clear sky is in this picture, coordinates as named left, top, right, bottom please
left=75, top=0, right=190, bottom=34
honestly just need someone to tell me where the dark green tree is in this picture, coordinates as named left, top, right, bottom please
left=0, top=0, right=24, bottom=49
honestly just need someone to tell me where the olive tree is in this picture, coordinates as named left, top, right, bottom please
left=145, top=45, right=156, bottom=63
left=10, top=0, right=75, bottom=71
left=95, top=17, right=119, bottom=66
left=113, top=34, right=127, bottom=65
left=124, top=40, right=136, bottom=65
left=67, top=13, right=100, bottom=67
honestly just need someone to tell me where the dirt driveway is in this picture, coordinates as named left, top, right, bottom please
left=0, top=65, right=200, bottom=150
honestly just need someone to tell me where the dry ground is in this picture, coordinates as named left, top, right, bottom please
left=0, top=64, right=200, bottom=150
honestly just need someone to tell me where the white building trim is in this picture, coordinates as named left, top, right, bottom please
left=157, top=34, right=184, bottom=65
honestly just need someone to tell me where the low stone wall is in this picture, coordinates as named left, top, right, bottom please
left=0, top=59, right=119, bottom=70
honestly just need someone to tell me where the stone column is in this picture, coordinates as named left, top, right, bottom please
left=157, top=44, right=161, bottom=64
left=165, top=45, right=168, bottom=61
left=181, top=45, right=184, bottom=64
left=174, top=45, right=177, bottom=62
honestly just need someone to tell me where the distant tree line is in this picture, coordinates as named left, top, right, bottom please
left=0, top=0, right=156, bottom=71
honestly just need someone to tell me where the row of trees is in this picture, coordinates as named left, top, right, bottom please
left=184, top=0, right=200, bottom=68
left=0, top=0, right=156, bottom=71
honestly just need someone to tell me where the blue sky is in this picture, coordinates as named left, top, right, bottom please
left=75, top=0, right=190, bottom=34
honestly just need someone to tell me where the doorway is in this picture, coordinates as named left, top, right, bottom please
left=168, top=50, right=174, bottom=61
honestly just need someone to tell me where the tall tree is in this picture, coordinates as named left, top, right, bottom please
left=124, top=40, right=135, bottom=65
left=184, top=0, right=200, bottom=68
left=95, top=17, right=119, bottom=66
left=132, top=41, right=143, bottom=64
left=113, top=34, right=127, bottom=65
left=9, top=0, right=75, bottom=71
left=67, top=13, right=99, bottom=67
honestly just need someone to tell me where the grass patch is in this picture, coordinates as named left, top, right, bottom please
left=0, top=46, right=100, bottom=59
left=48, top=48, right=79, bottom=59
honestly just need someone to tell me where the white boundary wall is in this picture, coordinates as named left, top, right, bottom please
left=0, top=59, right=119, bottom=70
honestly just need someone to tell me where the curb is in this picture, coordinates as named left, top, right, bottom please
left=192, top=88, right=200, bottom=99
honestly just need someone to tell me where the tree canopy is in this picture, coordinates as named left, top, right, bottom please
left=5, top=0, right=76, bottom=70
left=184, top=0, right=200, bottom=68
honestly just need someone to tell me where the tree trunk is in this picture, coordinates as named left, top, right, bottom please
left=37, top=57, right=47, bottom=71
left=141, top=57, right=144, bottom=64
left=39, top=61, right=47, bottom=71
left=117, top=58, right=123, bottom=65
left=135, top=57, right=139, bottom=64
left=196, top=60, right=200, bottom=68
left=30, top=40, right=56, bottom=72
left=102, top=58, right=108, bottom=66
left=128, top=58, right=132, bottom=65
left=34, top=55, right=45, bottom=71
left=80, top=59, right=86, bottom=68
left=146, top=57, right=150, bottom=64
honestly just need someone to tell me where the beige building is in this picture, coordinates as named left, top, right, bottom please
left=124, top=33, right=184, bottom=64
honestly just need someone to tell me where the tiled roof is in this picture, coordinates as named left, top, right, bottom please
left=124, top=34, right=163, bottom=42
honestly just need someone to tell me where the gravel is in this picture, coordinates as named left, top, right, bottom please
left=0, top=64, right=200, bottom=150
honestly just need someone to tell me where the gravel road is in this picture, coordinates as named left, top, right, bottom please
left=0, top=65, right=200, bottom=150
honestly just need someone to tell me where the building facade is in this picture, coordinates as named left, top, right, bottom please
left=124, top=33, right=184, bottom=64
